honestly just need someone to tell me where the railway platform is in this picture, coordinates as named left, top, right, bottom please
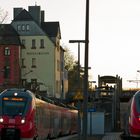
left=102, top=132, right=122, bottom=140
left=65, top=132, right=122, bottom=140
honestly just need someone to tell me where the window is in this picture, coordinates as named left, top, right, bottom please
left=21, top=58, right=26, bottom=68
left=17, top=25, right=21, bottom=31
left=56, top=81, right=60, bottom=93
left=21, top=39, right=26, bottom=48
left=32, top=58, right=36, bottom=68
left=57, top=60, right=60, bottom=71
left=3, top=99, right=26, bottom=116
left=31, top=79, right=37, bottom=90
left=22, top=25, right=25, bottom=31
left=4, top=47, right=10, bottom=56
left=4, top=66, right=10, bottom=79
left=40, top=39, right=44, bottom=48
left=32, top=39, right=36, bottom=49
left=26, top=24, right=30, bottom=31
left=61, top=61, right=64, bottom=71
left=64, top=69, right=68, bottom=80
left=56, top=81, right=59, bottom=93
left=21, top=79, right=27, bottom=87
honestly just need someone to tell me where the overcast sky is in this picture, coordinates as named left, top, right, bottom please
left=1, top=0, right=140, bottom=88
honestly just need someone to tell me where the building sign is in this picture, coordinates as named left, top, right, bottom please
left=27, top=52, right=49, bottom=55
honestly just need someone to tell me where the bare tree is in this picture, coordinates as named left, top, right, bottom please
left=0, top=8, right=8, bottom=24
left=64, top=47, right=76, bottom=71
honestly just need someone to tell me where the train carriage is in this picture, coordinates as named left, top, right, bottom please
left=0, top=88, right=78, bottom=140
left=123, top=90, right=140, bottom=139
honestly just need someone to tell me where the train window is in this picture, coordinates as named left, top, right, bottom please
left=2, top=98, right=26, bottom=116
left=135, top=96, right=140, bottom=113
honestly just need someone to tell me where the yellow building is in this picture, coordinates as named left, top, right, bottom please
left=11, top=5, right=68, bottom=99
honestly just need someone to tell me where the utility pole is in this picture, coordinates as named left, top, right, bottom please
left=83, top=0, right=89, bottom=140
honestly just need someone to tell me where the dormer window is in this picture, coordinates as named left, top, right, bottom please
left=17, top=25, right=21, bottom=31
left=17, top=24, right=30, bottom=31
left=22, top=25, right=25, bottom=31
left=26, top=24, right=30, bottom=31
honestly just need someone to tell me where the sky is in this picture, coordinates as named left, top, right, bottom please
left=1, top=0, right=140, bottom=88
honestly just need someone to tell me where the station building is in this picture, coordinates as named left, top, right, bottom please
left=0, top=5, right=68, bottom=99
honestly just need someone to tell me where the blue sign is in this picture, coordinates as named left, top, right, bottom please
left=88, top=108, right=96, bottom=112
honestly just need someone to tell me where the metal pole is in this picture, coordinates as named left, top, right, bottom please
left=78, top=42, right=80, bottom=85
left=78, top=42, right=81, bottom=140
left=77, top=101, right=81, bottom=140
left=69, top=40, right=85, bottom=140
left=82, top=0, right=89, bottom=139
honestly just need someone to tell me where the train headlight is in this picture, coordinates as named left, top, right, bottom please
left=21, top=118, right=25, bottom=124
left=0, top=117, right=3, bottom=123
left=136, top=116, right=140, bottom=122
left=14, top=92, right=18, bottom=96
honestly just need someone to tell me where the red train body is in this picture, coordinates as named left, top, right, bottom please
left=0, top=89, right=78, bottom=140
left=123, top=91, right=140, bottom=138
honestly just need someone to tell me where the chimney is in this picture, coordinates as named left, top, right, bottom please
left=28, top=6, right=41, bottom=25
left=41, top=11, right=45, bottom=22
left=13, top=8, right=23, bottom=19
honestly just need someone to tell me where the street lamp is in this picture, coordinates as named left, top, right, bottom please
left=127, top=70, right=140, bottom=88
left=69, top=40, right=85, bottom=140
left=69, top=40, right=85, bottom=88
left=69, top=0, right=90, bottom=139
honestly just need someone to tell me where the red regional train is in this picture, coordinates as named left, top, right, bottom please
left=0, top=88, right=78, bottom=140
left=123, top=90, right=140, bottom=139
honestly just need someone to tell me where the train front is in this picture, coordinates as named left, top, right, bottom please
left=129, top=91, right=140, bottom=138
left=0, top=89, right=37, bottom=140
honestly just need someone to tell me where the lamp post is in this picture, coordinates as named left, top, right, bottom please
left=69, top=40, right=85, bottom=87
left=69, top=40, right=85, bottom=140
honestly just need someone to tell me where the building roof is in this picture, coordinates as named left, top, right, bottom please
left=0, top=6, right=61, bottom=45
left=13, top=9, right=34, bottom=21
left=13, top=7, right=61, bottom=39
left=0, top=24, right=21, bottom=45
left=41, top=22, right=61, bottom=39
left=99, top=76, right=117, bottom=83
